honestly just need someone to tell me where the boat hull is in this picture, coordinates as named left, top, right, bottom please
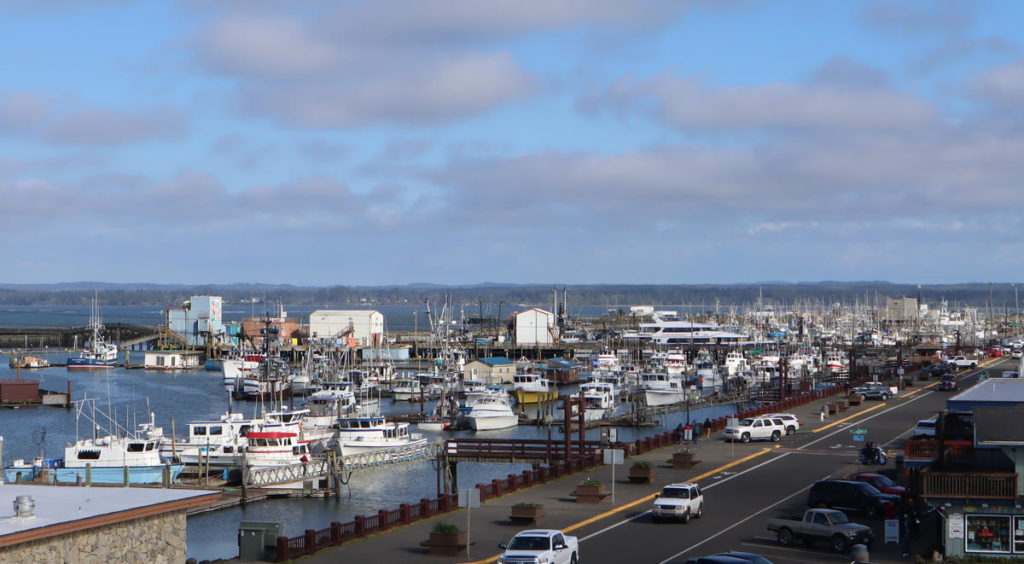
left=4, top=464, right=184, bottom=485
left=643, top=390, right=686, bottom=407
left=67, top=358, right=117, bottom=370
left=511, top=390, right=558, bottom=405
left=469, top=415, right=519, bottom=431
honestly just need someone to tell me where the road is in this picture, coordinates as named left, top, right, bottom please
left=571, top=359, right=1007, bottom=564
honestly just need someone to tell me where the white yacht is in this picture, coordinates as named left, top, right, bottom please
left=461, top=390, right=518, bottom=431
left=724, top=351, right=749, bottom=376
left=578, top=381, right=619, bottom=421
left=244, top=431, right=314, bottom=468
left=391, top=377, right=423, bottom=402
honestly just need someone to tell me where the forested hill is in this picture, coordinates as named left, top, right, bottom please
left=0, top=281, right=1016, bottom=308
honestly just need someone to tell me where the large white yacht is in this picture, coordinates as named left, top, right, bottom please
left=461, top=390, right=519, bottom=431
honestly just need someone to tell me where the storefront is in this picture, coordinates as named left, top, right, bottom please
left=943, top=510, right=1024, bottom=558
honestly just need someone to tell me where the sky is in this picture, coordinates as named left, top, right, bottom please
left=2, top=0, right=1024, bottom=286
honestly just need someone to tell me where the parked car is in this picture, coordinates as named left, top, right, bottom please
left=851, top=382, right=894, bottom=401
left=807, top=480, right=899, bottom=518
left=913, top=417, right=937, bottom=437
left=946, top=356, right=979, bottom=370
left=651, top=482, right=704, bottom=523
left=938, top=375, right=959, bottom=391
left=985, top=348, right=1004, bottom=357
left=498, top=529, right=579, bottom=564
left=1012, top=350, right=1023, bottom=359
left=922, top=363, right=954, bottom=378
left=848, top=472, right=909, bottom=502
left=767, top=508, right=873, bottom=552
left=683, top=557, right=754, bottom=564
left=764, top=413, right=800, bottom=435
left=724, top=417, right=788, bottom=443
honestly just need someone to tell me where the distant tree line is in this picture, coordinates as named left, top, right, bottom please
left=0, top=282, right=1021, bottom=310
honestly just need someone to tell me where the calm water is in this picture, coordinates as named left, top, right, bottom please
left=0, top=306, right=736, bottom=560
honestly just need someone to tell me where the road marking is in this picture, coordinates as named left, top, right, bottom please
left=813, top=402, right=887, bottom=433
left=656, top=474, right=828, bottom=564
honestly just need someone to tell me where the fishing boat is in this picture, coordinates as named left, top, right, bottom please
left=222, top=355, right=263, bottom=391
left=165, top=412, right=257, bottom=467
left=244, top=431, right=315, bottom=468
left=332, top=416, right=427, bottom=455
left=390, top=377, right=423, bottom=402
left=67, top=300, right=118, bottom=370
left=510, top=373, right=558, bottom=405
left=639, top=373, right=688, bottom=407
left=8, top=354, right=50, bottom=369
left=461, top=389, right=518, bottom=431
left=5, top=402, right=183, bottom=485
left=577, top=381, right=619, bottom=421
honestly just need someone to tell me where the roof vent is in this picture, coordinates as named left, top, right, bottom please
left=13, top=495, right=35, bottom=518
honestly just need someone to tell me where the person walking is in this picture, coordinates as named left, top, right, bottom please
left=692, top=420, right=701, bottom=444
left=703, top=418, right=712, bottom=439
left=820, top=405, right=828, bottom=422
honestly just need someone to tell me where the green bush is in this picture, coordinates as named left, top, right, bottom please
left=580, top=478, right=602, bottom=487
left=432, top=522, right=461, bottom=534
left=630, top=460, right=652, bottom=470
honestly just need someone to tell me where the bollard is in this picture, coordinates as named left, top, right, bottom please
left=850, top=543, right=869, bottom=563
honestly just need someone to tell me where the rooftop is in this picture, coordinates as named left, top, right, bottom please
left=0, top=484, right=218, bottom=548
left=947, top=378, right=1024, bottom=410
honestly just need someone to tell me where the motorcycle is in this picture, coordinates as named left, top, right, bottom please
left=858, top=444, right=888, bottom=465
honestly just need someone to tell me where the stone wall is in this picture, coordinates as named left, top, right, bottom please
left=0, top=509, right=186, bottom=564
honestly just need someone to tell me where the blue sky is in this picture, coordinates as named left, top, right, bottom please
left=2, top=0, right=1023, bottom=285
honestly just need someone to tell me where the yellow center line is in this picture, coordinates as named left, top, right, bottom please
left=462, top=447, right=776, bottom=564
left=812, top=402, right=887, bottom=433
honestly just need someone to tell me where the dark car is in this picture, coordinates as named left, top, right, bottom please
left=849, top=472, right=909, bottom=502
left=807, top=480, right=899, bottom=518
left=938, top=375, right=959, bottom=391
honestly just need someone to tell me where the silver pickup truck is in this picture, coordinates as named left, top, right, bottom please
left=766, top=508, right=873, bottom=552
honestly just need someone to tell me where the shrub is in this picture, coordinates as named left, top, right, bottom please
left=630, top=460, right=652, bottom=470
left=580, top=477, right=602, bottom=487
left=432, top=522, right=461, bottom=534
left=512, top=502, right=542, bottom=507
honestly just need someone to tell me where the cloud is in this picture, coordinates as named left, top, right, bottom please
left=859, top=0, right=979, bottom=35
left=0, top=91, right=185, bottom=146
left=580, top=66, right=935, bottom=130
left=969, top=57, right=1024, bottom=109
left=192, top=2, right=699, bottom=127
left=298, top=139, right=351, bottom=163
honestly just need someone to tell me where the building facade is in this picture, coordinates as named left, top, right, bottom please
left=309, top=310, right=385, bottom=346
left=514, top=308, right=557, bottom=345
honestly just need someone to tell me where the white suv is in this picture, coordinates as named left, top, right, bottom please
left=651, top=482, right=703, bottom=523
left=765, top=413, right=800, bottom=435
left=724, top=416, right=788, bottom=443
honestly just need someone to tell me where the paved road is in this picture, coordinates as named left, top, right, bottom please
left=568, top=359, right=1005, bottom=564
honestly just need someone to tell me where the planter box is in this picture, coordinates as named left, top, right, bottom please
left=668, top=451, right=700, bottom=470
left=627, top=466, right=656, bottom=484
left=847, top=394, right=862, bottom=406
left=572, top=485, right=609, bottom=504
left=509, top=504, right=545, bottom=526
left=827, top=403, right=838, bottom=415
left=421, top=531, right=469, bottom=556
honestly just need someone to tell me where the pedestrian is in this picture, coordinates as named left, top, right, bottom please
left=820, top=405, right=828, bottom=421
left=674, top=423, right=685, bottom=443
left=703, top=418, right=712, bottom=439
left=692, top=420, right=701, bottom=444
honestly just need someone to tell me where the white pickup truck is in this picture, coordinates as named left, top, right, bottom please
left=651, top=482, right=704, bottom=523
left=724, top=416, right=788, bottom=443
left=499, top=529, right=579, bottom=564
left=945, top=356, right=979, bottom=370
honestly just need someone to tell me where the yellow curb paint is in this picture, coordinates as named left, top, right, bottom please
left=460, top=447, right=776, bottom=564
left=812, top=402, right=887, bottom=433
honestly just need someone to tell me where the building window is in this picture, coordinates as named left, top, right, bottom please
left=1015, top=517, right=1024, bottom=553
left=965, top=515, right=1011, bottom=553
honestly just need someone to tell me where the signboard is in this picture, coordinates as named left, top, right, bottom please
left=853, top=434, right=865, bottom=442
left=948, top=513, right=965, bottom=539
left=458, top=488, right=480, bottom=508
left=885, top=519, right=899, bottom=543
left=603, top=448, right=624, bottom=465
left=727, top=417, right=739, bottom=428
left=607, top=428, right=618, bottom=443
left=850, top=428, right=869, bottom=435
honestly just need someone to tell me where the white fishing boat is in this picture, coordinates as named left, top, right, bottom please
left=724, top=351, right=749, bottom=375
left=332, top=416, right=427, bottom=455
left=167, top=412, right=257, bottom=467
left=304, top=381, right=360, bottom=427
left=244, top=431, right=315, bottom=468
left=578, top=381, right=618, bottom=421
left=221, top=355, right=264, bottom=391
left=461, top=390, right=518, bottom=431
left=5, top=402, right=182, bottom=484
left=390, top=377, right=423, bottom=402
left=639, top=373, right=688, bottom=407
left=67, top=299, right=118, bottom=370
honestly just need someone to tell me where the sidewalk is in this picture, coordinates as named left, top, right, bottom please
left=298, top=392, right=918, bottom=564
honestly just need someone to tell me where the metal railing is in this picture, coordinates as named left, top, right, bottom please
left=923, top=471, right=1018, bottom=500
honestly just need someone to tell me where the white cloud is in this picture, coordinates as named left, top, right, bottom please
left=970, top=58, right=1024, bottom=109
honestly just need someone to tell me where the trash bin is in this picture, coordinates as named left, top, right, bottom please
left=238, top=521, right=282, bottom=561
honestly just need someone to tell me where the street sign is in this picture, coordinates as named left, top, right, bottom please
left=850, top=428, right=869, bottom=435
left=458, top=488, right=480, bottom=508
left=603, top=448, right=624, bottom=465
left=853, top=434, right=865, bottom=442
left=885, top=519, right=899, bottom=543
left=607, top=428, right=618, bottom=443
